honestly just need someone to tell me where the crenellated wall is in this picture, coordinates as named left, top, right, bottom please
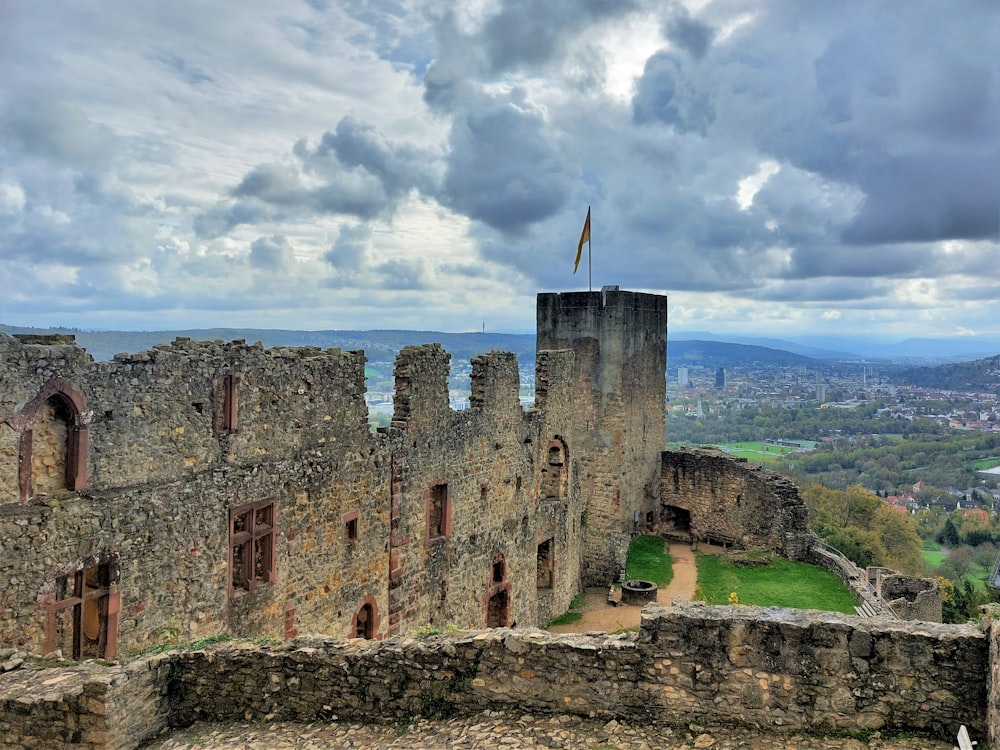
left=0, top=316, right=591, bottom=657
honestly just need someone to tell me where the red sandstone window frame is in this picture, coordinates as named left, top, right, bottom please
left=44, top=561, right=119, bottom=659
left=343, top=510, right=359, bottom=542
left=214, top=372, right=240, bottom=436
left=350, top=595, right=381, bottom=640
left=426, top=482, right=451, bottom=541
left=13, top=381, right=90, bottom=502
left=229, top=499, right=276, bottom=598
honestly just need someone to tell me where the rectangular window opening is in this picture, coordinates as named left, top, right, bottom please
left=536, top=538, right=554, bottom=589
left=230, top=499, right=276, bottom=597
left=429, top=483, right=448, bottom=539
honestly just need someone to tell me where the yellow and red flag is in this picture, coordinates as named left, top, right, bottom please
left=574, top=207, right=590, bottom=274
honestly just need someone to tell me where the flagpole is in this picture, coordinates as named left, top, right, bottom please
left=588, top=207, right=592, bottom=292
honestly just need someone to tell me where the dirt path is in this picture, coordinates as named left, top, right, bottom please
left=548, top=541, right=714, bottom=634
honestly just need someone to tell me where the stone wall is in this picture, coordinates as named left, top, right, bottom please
left=0, top=603, right=990, bottom=749
left=536, top=290, right=668, bottom=584
left=0, top=324, right=588, bottom=656
left=0, top=651, right=170, bottom=749
left=869, top=567, right=942, bottom=622
left=658, top=448, right=813, bottom=559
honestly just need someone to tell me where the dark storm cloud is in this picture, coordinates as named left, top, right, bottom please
left=193, top=200, right=283, bottom=239
left=480, top=0, right=637, bottom=75
left=701, top=0, right=1000, bottom=251
left=841, top=154, right=1000, bottom=245
left=196, top=117, right=440, bottom=237
left=632, top=52, right=714, bottom=134
left=249, top=235, right=294, bottom=271
left=441, top=97, right=575, bottom=233
left=232, top=164, right=309, bottom=206
left=322, top=224, right=372, bottom=289
left=304, top=117, right=438, bottom=198
left=421, top=0, right=639, bottom=109
left=663, top=4, right=715, bottom=60
left=373, top=257, right=428, bottom=290
left=757, top=278, right=891, bottom=303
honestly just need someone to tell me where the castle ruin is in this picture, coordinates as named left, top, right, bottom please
left=1, top=289, right=680, bottom=657
left=4, top=288, right=998, bottom=748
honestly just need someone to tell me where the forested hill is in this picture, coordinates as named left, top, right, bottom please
left=667, top=340, right=817, bottom=369
left=0, top=325, right=536, bottom=364
left=3, top=324, right=823, bottom=370
left=896, top=355, right=1000, bottom=390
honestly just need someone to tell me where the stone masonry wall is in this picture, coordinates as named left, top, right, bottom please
left=659, top=448, right=813, bottom=559
left=2, top=329, right=587, bottom=656
left=1, top=603, right=989, bottom=749
left=536, top=290, right=668, bottom=584
left=385, top=347, right=580, bottom=633
left=0, top=652, right=171, bottom=749
left=0, top=333, right=391, bottom=655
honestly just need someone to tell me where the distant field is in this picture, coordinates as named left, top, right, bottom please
left=923, top=539, right=992, bottom=592
left=922, top=540, right=947, bottom=568
left=695, top=554, right=857, bottom=614
left=968, top=457, right=1000, bottom=471
left=719, top=442, right=800, bottom=466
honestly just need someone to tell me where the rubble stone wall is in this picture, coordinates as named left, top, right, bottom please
left=536, top=291, right=668, bottom=584
left=659, top=448, right=813, bottom=559
left=0, top=330, right=586, bottom=655
left=0, top=604, right=989, bottom=749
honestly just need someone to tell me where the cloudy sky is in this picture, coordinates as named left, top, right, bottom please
left=1, top=0, right=998, bottom=340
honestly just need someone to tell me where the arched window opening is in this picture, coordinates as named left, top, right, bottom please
left=351, top=597, right=380, bottom=640
left=485, top=553, right=511, bottom=628
left=486, top=589, right=509, bottom=628
left=13, top=381, right=88, bottom=502
left=540, top=439, right=568, bottom=500
left=31, top=396, right=73, bottom=496
left=355, top=603, right=374, bottom=639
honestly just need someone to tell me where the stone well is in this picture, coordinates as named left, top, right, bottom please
left=621, top=579, right=658, bottom=606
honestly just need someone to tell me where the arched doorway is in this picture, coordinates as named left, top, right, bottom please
left=351, top=597, right=380, bottom=639
left=540, top=438, right=568, bottom=500
left=486, top=589, right=509, bottom=628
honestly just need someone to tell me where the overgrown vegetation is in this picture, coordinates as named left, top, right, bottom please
left=625, top=535, right=673, bottom=585
left=546, top=592, right=587, bottom=627
left=695, top=554, right=857, bottom=614
left=803, top=484, right=925, bottom=574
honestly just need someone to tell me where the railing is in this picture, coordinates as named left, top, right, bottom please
left=988, top=552, right=1000, bottom=590
left=812, top=541, right=899, bottom=620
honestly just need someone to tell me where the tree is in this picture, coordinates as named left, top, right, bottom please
left=937, top=518, right=960, bottom=547
left=938, top=546, right=974, bottom=582
left=802, top=484, right=924, bottom=574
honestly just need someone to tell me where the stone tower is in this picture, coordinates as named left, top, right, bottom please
left=536, top=287, right=668, bottom=584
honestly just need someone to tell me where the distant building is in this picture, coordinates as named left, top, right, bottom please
left=715, top=367, right=726, bottom=390
left=817, top=384, right=827, bottom=403
left=678, top=367, right=689, bottom=387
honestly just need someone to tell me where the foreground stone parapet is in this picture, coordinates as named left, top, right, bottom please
left=1, top=604, right=990, bottom=749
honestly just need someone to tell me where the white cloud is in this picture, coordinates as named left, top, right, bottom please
left=0, top=0, right=998, bottom=342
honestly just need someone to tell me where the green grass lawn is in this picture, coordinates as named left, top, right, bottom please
left=967, top=457, right=1000, bottom=470
left=922, top=538, right=947, bottom=568
left=626, top=535, right=673, bottom=586
left=718, top=442, right=798, bottom=467
left=695, top=554, right=857, bottom=614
